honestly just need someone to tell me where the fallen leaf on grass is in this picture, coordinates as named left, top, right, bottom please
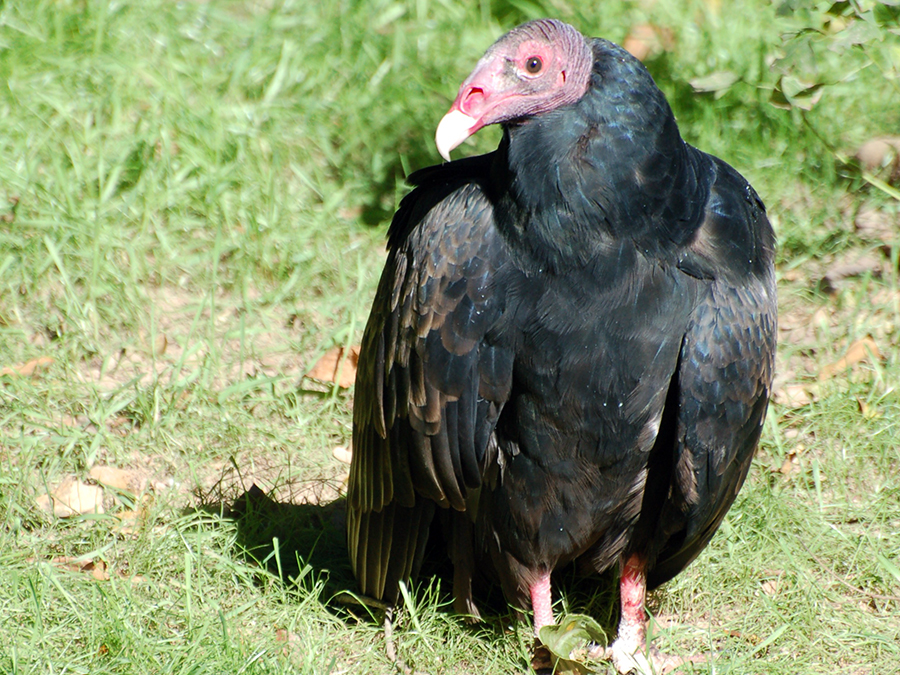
left=760, top=579, right=780, bottom=596
left=32, top=556, right=145, bottom=583
left=152, top=333, right=168, bottom=357
left=778, top=457, right=798, bottom=477
left=855, top=137, right=900, bottom=184
left=275, top=628, right=302, bottom=656
left=305, top=345, right=360, bottom=389
left=333, top=445, right=352, bottom=464
left=855, top=206, right=898, bottom=245
left=690, top=70, right=740, bottom=95
left=113, top=509, right=142, bottom=536
left=69, top=558, right=110, bottom=581
left=819, top=255, right=882, bottom=294
left=856, top=397, right=880, bottom=419
left=539, top=614, right=607, bottom=666
left=27, top=556, right=111, bottom=580
left=0, top=356, right=54, bottom=378
left=818, top=337, right=882, bottom=381
left=770, top=75, right=824, bottom=111
left=89, top=465, right=148, bottom=494
left=622, top=24, right=674, bottom=62
left=773, top=382, right=815, bottom=408
left=111, top=492, right=155, bottom=535
left=35, top=478, right=105, bottom=517
left=771, top=444, right=804, bottom=478
left=1, top=195, right=19, bottom=223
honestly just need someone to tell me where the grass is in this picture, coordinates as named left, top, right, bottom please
left=0, top=0, right=898, bottom=673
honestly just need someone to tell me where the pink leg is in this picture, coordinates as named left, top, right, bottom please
left=592, top=554, right=700, bottom=674
left=617, top=553, right=648, bottom=652
left=530, top=570, right=555, bottom=672
left=530, top=570, right=554, bottom=635
left=588, top=554, right=652, bottom=673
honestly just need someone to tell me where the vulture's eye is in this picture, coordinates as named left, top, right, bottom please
left=525, top=56, right=543, bottom=74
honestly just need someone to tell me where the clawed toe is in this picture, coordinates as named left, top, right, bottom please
left=586, top=639, right=706, bottom=674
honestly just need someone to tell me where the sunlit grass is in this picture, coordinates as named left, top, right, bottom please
left=0, top=0, right=897, bottom=673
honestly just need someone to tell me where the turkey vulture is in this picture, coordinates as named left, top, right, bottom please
left=347, top=18, right=776, bottom=673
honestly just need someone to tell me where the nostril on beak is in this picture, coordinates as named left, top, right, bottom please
left=461, top=87, right=484, bottom=113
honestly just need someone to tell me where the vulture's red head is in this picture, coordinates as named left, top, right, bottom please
left=435, top=19, right=593, bottom=161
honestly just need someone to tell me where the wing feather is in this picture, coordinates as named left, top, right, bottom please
left=648, top=157, right=777, bottom=588
left=347, top=157, right=513, bottom=602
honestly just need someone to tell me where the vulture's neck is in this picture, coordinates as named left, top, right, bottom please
left=491, top=71, right=706, bottom=273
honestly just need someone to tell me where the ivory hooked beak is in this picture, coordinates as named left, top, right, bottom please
left=435, top=109, right=478, bottom=162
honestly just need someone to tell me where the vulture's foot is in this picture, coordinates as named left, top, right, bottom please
left=584, top=553, right=706, bottom=673
left=588, top=640, right=703, bottom=675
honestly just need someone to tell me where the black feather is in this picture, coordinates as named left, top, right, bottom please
left=346, top=22, right=776, bottom=622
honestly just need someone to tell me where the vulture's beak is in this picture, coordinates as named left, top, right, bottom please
left=435, top=109, right=478, bottom=162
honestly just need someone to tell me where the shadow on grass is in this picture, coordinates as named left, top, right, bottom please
left=232, top=485, right=350, bottom=582
left=194, top=482, right=356, bottom=597
left=194, top=480, right=621, bottom=643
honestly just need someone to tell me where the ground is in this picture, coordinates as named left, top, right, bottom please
left=0, top=1, right=898, bottom=673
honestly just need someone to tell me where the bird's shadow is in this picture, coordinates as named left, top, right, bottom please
left=194, top=482, right=356, bottom=600
left=194, top=481, right=622, bottom=645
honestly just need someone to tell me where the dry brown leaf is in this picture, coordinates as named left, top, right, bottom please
left=89, top=466, right=147, bottom=493
left=773, top=382, right=814, bottom=408
left=276, top=627, right=303, bottom=656
left=333, top=445, right=352, bottom=464
left=0, top=355, right=54, bottom=378
left=811, top=306, right=831, bottom=328
left=855, top=206, right=898, bottom=244
left=819, top=255, right=882, bottom=294
left=819, top=337, right=882, bottom=381
left=855, top=137, right=900, bottom=184
left=857, top=397, right=870, bottom=417
left=88, top=560, right=110, bottom=581
left=622, top=24, right=674, bottom=62
left=761, top=579, right=779, bottom=596
left=153, top=334, right=168, bottom=357
left=1, top=195, right=19, bottom=224
left=305, top=345, right=360, bottom=389
left=35, top=478, right=105, bottom=517
left=773, top=445, right=803, bottom=477
left=778, top=457, right=798, bottom=477
left=856, top=397, right=881, bottom=419
left=112, top=505, right=151, bottom=536
left=760, top=570, right=784, bottom=596
left=40, top=556, right=110, bottom=580
left=59, top=414, right=88, bottom=428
